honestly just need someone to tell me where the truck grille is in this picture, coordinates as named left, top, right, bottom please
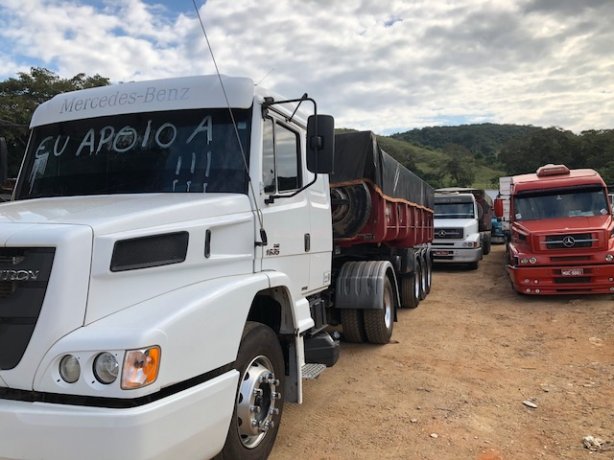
left=434, top=228, right=463, bottom=239
left=0, top=247, right=55, bottom=370
left=545, top=233, right=594, bottom=249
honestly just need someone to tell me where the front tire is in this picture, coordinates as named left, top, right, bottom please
left=218, top=322, right=284, bottom=460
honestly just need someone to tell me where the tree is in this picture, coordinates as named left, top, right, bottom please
left=498, top=127, right=581, bottom=175
left=436, top=143, right=476, bottom=187
left=0, top=67, right=110, bottom=175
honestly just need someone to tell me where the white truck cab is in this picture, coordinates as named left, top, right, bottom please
left=432, top=191, right=483, bottom=268
left=0, top=75, right=337, bottom=460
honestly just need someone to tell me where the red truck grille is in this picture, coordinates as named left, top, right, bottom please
left=545, top=233, right=595, bottom=249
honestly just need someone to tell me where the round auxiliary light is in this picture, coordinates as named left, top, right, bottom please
left=605, top=254, right=614, bottom=262
left=93, top=352, right=119, bottom=384
left=520, top=258, right=529, bottom=264
left=59, top=354, right=81, bottom=383
left=535, top=289, right=541, bottom=294
left=529, top=257, right=537, bottom=264
left=525, top=288, right=531, bottom=294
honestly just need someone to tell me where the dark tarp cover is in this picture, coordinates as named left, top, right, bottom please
left=331, top=131, right=434, bottom=209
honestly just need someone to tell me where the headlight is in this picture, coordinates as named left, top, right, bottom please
left=121, top=346, right=161, bottom=390
left=529, top=257, right=537, bottom=264
left=520, top=258, right=529, bottom=264
left=606, top=254, right=614, bottom=262
left=59, top=354, right=81, bottom=383
left=93, top=352, right=119, bottom=384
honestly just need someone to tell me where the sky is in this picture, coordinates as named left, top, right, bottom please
left=0, top=0, right=613, bottom=135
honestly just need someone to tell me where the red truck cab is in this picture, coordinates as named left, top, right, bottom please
left=497, top=164, right=614, bottom=295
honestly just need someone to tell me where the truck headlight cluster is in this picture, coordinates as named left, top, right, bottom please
left=58, top=346, right=160, bottom=389
left=519, top=257, right=537, bottom=265
left=463, top=241, right=479, bottom=248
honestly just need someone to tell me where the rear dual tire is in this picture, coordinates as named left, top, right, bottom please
left=341, top=277, right=394, bottom=344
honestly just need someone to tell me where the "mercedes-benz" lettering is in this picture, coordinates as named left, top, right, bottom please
left=0, top=269, right=40, bottom=281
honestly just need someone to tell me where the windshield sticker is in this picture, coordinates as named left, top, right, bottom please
left=35, top=118, right=212, bottom=158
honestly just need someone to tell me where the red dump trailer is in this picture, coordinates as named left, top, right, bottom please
left=327, top=131, right=434, bottom=343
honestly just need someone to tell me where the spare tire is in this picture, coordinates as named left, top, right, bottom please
left=331, top=183, right=372, bottom=238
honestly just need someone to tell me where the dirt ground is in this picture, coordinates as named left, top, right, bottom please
left=270, top=244, right=614, bottom=460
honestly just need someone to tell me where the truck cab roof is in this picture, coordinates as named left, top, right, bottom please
left=511, top=168, right=604, bottom=193
left=31, top=75, right=260, bottom=127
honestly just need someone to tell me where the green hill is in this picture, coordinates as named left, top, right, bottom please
left=391, top=123, right=541, bottom=160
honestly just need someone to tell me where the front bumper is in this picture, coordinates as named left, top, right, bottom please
left=432, top=247, right=482, bottom=263
left=0, top=371, right=238, bottom=460
left=507, top=263, right=614, bottom=295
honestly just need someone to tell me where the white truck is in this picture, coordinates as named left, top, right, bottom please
left=432, top=189, right=491, bottom=269
left=0, top=75, right=433, bottom=460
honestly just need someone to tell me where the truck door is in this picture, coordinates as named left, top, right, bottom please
left=259, top=116, right=311, bottom=296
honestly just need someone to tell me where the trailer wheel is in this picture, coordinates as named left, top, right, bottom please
left=218, top=322, right=284, bottom=460
left=340, top=309, right=366, bottom=343
left=422, top=252, right=432, bottom=297
left=363, top=277, right=394, bottom=344
left=415, top=256, right=424, bottom=300
left=400, top=274, right=419, bottom=308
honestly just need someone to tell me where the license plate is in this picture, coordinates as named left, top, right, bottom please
left=561, top=268, right=583, bottom=276
left=433, top=250, right=450, bottom=256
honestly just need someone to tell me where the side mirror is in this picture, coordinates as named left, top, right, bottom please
left=494, top=198, right=504, bottom=218
left=306, top=114, right=334, bottom=174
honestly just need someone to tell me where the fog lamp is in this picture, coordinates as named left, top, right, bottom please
left=59, top=354, right=80, bottom=383
left=94, top=352, right=119, bottom=384
left=529, top=257, right=537, bottom=264
left=121, top=346, right=161, bottom=389
left=605, top=254, right=614, bottom=262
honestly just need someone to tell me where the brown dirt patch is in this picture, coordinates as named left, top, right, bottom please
left=271, top=245, right=614, bottom=460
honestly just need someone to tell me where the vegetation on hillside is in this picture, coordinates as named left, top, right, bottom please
left=391, top=123, right=541, bottom=161
left=391, top=124, right=614, bottom=186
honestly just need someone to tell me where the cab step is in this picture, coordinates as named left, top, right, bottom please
left=301, top=363, right=326, bottom=380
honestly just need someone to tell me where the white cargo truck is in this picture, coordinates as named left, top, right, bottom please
left=0, top=75, right=434, bottom=460
left=432, top=190, right=487, bottom=269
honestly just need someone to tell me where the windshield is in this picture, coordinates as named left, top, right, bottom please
left=514, top=186, right=610, bottom=221
left=17, top=108, right=251, bottom=199
left=434, top=201, right=475, bottom=219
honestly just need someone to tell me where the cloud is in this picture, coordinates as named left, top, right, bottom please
left=0, top=0, right=612, bottom=134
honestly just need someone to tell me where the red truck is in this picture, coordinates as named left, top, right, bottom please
left=495, top=164, right=614, bottom=295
